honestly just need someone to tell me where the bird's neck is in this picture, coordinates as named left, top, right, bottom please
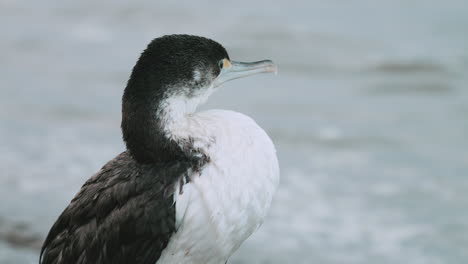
left=121, top=90, right=212, bottom=164
left=158, top=94, right=202, bottom=137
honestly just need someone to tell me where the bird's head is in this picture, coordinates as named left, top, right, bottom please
left=123, top=34, right=277, bottom=113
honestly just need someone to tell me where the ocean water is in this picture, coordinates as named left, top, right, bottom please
left=1, top=0, right=467, bottom=263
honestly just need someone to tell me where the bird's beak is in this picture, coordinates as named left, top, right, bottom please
left=213, top=59, right=277, bottom=87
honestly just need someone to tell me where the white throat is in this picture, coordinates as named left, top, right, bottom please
left=157, top=85, right=216, bottom=142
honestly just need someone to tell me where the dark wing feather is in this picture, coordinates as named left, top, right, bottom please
left=40, top=152, right=191, bottom=264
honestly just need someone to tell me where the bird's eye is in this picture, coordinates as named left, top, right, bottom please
left=218, top=60, right=224, bottom=69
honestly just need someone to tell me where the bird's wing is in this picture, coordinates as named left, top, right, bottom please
left=39, top=152, right=191, bottom=264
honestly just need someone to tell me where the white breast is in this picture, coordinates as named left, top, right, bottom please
left=156, top=109, right=279, bottom=264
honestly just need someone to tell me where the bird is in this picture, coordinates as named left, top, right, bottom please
left=39, top=34, right=279, bottom=264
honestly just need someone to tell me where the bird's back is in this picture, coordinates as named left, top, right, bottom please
left=40, top=152, right=191, bottom=264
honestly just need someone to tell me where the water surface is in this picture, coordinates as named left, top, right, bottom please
left=1, top=1, right=467, bottom=263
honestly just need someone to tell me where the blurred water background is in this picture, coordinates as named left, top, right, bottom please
left=1, top=0, right=467, bottom=263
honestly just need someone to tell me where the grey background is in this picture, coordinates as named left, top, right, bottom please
left=1, top=0, right=467, bottom=263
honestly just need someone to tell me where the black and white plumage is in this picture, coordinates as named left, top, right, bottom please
left=40, top=35, right=279, bottom=264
